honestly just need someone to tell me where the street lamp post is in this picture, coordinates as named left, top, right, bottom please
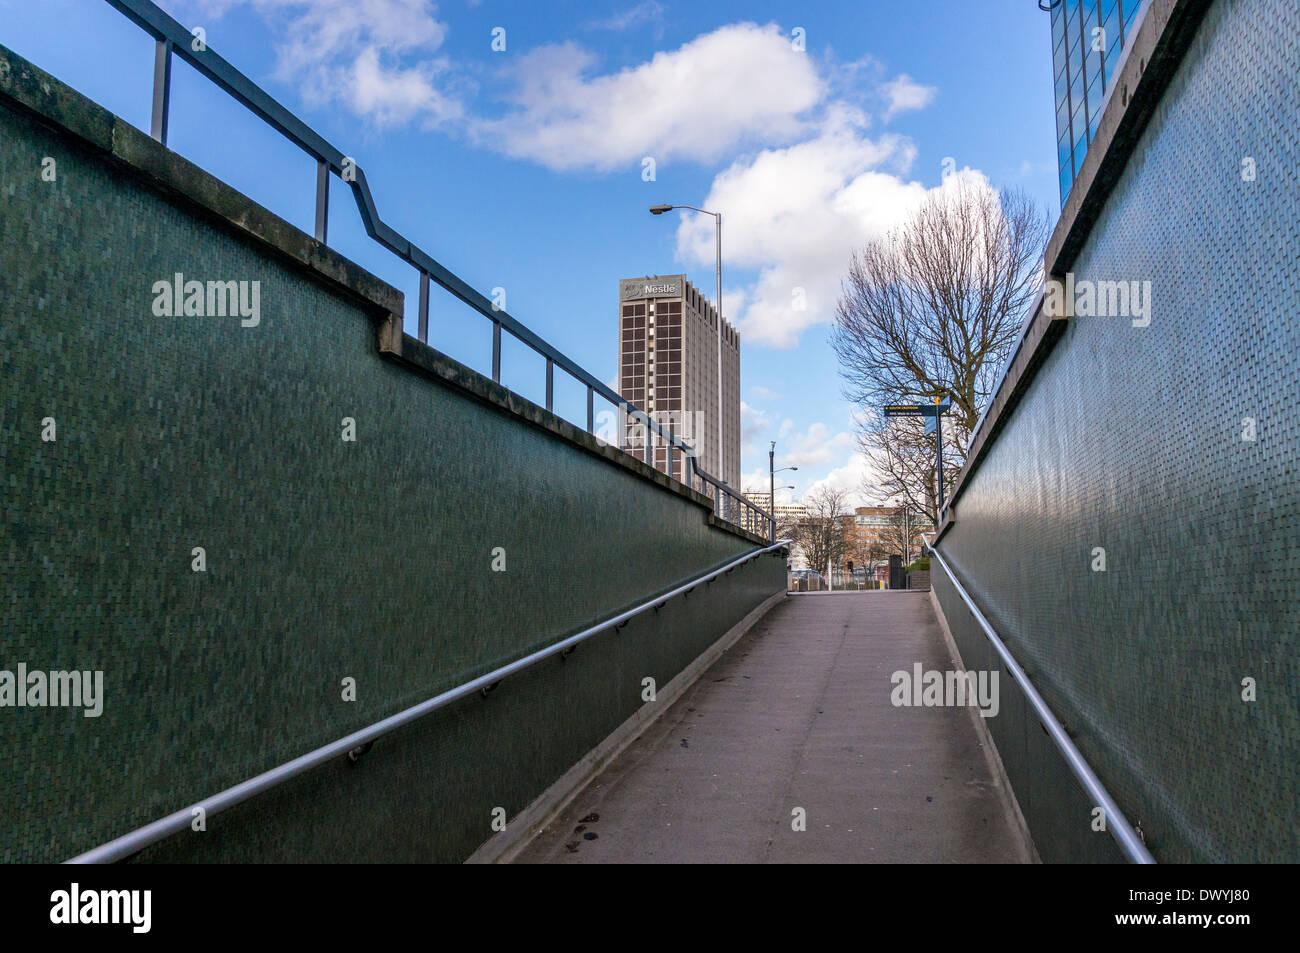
left=651, top=203, right=723, bottom=493
left=766, top=445, right=798, bottom=540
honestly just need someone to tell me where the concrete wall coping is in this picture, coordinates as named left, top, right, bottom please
left=393, top=336, right=772, bottom=545
left=0, top=44, right=405, bottom=326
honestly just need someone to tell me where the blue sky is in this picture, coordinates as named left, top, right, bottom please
left=1, top=0, right=1058, bottom=504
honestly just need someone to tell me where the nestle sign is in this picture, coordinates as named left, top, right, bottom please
left=621, top=277, right=683, bottom=300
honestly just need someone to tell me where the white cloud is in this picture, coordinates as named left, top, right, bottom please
left=739, top=467, right=772, bottom=495
left=345, top=45, right=456, bottom=125
left=674, top=107, right=931, bottom=348
left=740, top=400, right=770, bottom=443
left=187, top=0, right=461, bottom=126
left=750, top=384, right=781, bottom=400
left=584, top=1, right=665, bottom=32
left=785, top=421, right=854, bottom=466
left=880, top=73, right=937, bottom=120
left=801, top=451, right=878, bottom=508
left=679, top=157, right=998, bottom=348
left=475, top=23, right=822, bottom=171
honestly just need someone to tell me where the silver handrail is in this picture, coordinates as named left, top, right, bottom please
left=66, top=539, right=791, bottom=863
left=687, top=460, right=774, bottom=540
left=922, top=535, right=1155, bottom=864
left=99, top=1, right=776, bottom=536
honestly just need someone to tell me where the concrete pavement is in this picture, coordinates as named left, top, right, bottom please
left=513, top=590, right=1034, bottom=864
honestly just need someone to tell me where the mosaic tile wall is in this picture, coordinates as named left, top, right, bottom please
left=937, top=0, right=1299, bottom=863
left=0, top=83, right=784, bottom=862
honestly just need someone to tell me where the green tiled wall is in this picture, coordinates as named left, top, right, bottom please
left=0, top=78, right=784, bottom=862
left=936, top=0, right=1299, bottom=863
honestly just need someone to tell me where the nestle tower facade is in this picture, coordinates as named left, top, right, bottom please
left=617, top=275, right=740, bottom=490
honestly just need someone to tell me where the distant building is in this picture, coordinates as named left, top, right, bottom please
left=745, top=492, right=808, bottom=570
left=837, top=506, right=931, bottom=572
left=618, top=275, right=740, bottom=489
left=1050, top=0, right=1150, bottom=205
left=741, top=492, right=807, bottom=526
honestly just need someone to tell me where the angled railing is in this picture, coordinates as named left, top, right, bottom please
left=66, top=538, right=791, bottom=863
left=102, top=0, right=772, bottom=539
left=923, top=535, right=1156, bottom=864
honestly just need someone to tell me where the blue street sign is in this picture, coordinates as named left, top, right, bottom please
left=924, top=417, right=937, bottom=435
left=883, top=400, right=951, bottom=418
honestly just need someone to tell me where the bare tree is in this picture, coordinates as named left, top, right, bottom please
left=791, top=485, right=850, bottom=575
left=858, top=417, right=944, bottom=527
left=878, top=505, right=929, bottom=565
left=774, top=509, right=804, bottom=547
left=744, top=488, right=802, bottom=545
left=831, top=179, right=1048, bottom=524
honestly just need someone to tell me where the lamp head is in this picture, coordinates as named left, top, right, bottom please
left=649, top=204, right=673, bottom=215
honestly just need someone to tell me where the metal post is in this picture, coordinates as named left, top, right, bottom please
left=491, top=321, right=501, bottom=383
left=418, top=271, right=430, bottom=343
left=545, top=358, right=554, bottom=412
left=644, top=413, right=653, bottom=466
left=668, top=441, right=675, bottom=483
left=314, top=159, right=329, bottom=243
left=936, top=410, right=945, bottom=515
left=150, top=39, right=172, bottom=145
left=586, top=387, right=594, bottom=433
left=769, top=441, right=775, bottom=540
left=904, top=508, right=911, bottom=566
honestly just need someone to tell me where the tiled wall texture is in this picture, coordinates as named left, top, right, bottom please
left=0, top=58, right=784, bottom=862
left=936, top=0, right=1299, bottom=863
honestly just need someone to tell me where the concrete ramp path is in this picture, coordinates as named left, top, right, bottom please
left=514, top=590, right=1034, bottom=864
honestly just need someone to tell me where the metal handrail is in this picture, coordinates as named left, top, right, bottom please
left=922, top=535, right=1155, bottom=864
left=66, top=539, right=790, bottom=863
left=101, top=1, right=775, bottom=534
left=689, top=463, right=773, bottom=539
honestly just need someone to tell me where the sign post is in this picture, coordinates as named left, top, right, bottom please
left=935, top=402, right=945, bottom=513
left=882, top=396, right=951, bottom=518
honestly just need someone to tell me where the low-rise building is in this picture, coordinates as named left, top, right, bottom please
left=836, top=506, right=931, bottom=574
